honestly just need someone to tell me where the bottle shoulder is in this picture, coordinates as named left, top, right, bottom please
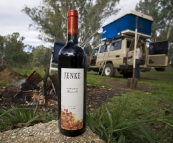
left=59, top=41, right=84, bottom=56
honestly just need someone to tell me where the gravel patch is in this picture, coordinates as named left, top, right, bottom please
left=0, top=120, right=105, bottom=143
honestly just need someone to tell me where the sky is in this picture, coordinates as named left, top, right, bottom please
left=0, top=0, right=140, bottom=48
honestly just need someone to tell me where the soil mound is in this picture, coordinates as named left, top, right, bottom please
left=0, top=65, right=7, bottom=72
left=0, top=65, right=23, bottom=83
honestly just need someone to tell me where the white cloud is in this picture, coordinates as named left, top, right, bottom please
left=0, top=0, right=140, bottom=47
left=0, top=0, right=46, bottom=47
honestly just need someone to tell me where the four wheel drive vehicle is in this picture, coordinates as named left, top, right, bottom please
left=87, top=10, right=168, bottom=77
left=87, top=36, right=168, bottom=77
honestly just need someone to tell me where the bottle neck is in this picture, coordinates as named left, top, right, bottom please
left=68, top=34, right=78, bottom=44
left=67, top=10, right=78, bottom=44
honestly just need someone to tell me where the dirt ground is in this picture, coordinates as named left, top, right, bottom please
left=0, top=66, right=155, bottom=110
left=87, top=78, right=156, bottom=111
left=0, top=65, right=23, bottom=83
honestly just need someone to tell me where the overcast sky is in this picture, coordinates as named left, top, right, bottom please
left=0, top=0, right=140, bottom=47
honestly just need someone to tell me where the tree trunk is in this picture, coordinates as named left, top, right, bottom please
left=167, top=19, right=173, bottom=40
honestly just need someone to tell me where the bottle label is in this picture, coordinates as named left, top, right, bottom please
left=61, top=68, right=84, bottom=130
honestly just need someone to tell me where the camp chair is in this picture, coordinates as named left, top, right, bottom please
left=49, top=41, right=66, bottom=74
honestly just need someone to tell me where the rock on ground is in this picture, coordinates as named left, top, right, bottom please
left=0, top=120, right=105, bottom=143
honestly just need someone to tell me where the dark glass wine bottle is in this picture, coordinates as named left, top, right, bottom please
left=57, top=10, right=86, bottom=137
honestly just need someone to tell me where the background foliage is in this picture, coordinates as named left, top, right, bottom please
left=1, top=0, right=173, bottom=67
left=22, top=0, right=120, bottom=47
left=31, top=45, right=51, bottom=67
left=0, top=33, right=31, bottom=67
left=0, top=33, right=51, bottom=68
left=135, top=0, right=173, bottom=64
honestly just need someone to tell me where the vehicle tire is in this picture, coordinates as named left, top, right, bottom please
left=103, top=63, right=114, bottom=77
left=98, top=70, right=102, bottom=75
left=128, top=72, right=132, bottom=78
left=155, top=68, right=165, bottom=72
left=123, top=73, right=128, bottom=78
left=123, top=72, right=132, bottom=78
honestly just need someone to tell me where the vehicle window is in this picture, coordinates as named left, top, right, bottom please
left=110, top=40, right=122, bottom=51
left=94, top=49, right=98, bottom=56
left=127, top=40, right=131, bottom=48
left=126, top=40, right=132, bottom=52
left=149, top=41, right=168, bottom=55
left=100, top=45, right=107, bottom=53
left=129, top=39, right=134, bottom=51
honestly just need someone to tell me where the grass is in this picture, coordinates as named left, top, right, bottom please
left=87, top=95, right=173, bottom=142
left=0, top=81, right=9, bottom=88
left=1, top=67, right=173, bottom=142
left=87, top=67, right=173, bottom=142
left=140, top=68, right=173, bottom=112
left=87, top=71, right=111, bottom=87
left=0, top=105, right=57, bottom=132
left=13, top=67, right=45, bottom=77
left=87, top=96, right=156, bottom=143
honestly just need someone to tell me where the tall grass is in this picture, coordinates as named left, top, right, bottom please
left=87, top=97, right=156, bottom=143
left=87, top=94, right=173, bottom=143
left=0, top=105, right=57, bottom=132
left=87, top=68, right=173, bottom=142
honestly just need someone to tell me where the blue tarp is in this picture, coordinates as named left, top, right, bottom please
left=102, top=13, right=153, bottom=39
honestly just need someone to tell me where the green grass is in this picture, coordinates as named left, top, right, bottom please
left=1, top=67, right=173, bottom=142
left=140, top=68, right=173, bottom=112
left=87, top=68, right=173, bottom=143
left=87, top=96, right=156, bottom=143
left=0, top=81, right=9, bottom=88
left=0, top=105, right=57, bottom=132
left=87, top=71, right=111, bottom=87
left=87, top=92, right=173, bottom=142
left=13, top=67, right=45, bottom=77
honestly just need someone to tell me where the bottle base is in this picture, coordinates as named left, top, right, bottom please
left=60, top=128, right=86, bottom=137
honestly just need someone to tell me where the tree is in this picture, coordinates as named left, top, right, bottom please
left=3, top=32, right=31, bottom=67
left=168, top=43, right=173, bottom=65
left=22, top=0, right=120, bottom=47
left=31, top=45, right=51, bottom=67
left=135, top=0, right=173, bottom=64
left=136, top=0, right=173, bottom=41
left=0, top=35, right=5, bottom=64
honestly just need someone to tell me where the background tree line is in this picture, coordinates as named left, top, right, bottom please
left=135, top=0, right=173, bottom=64
left=0, top=32, right=51, bottom=68
left=1, top=0, right=173, bottom=68
left=1, top=0, right=120, bottom=68
left=22, top=0, right=120, bottom=50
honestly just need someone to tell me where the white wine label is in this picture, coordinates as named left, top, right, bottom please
left=61, top=68, right=84, bottom=130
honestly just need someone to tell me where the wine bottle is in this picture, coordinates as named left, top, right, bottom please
left=57, top=9, right=86, bottom=137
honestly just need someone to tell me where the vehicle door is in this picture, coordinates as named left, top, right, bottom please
left=96, top=44, right=108, bottom=67
left=147, top=40, right=168, bottom=67
left=109, top=39, right=123, bottom=67
left=89, top=47, right=99, bottom=66
left=126, top=38, right=135, bottom=66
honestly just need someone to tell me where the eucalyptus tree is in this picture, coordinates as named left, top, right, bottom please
left=31, top=45, right=51, bottom=67
left=136, top=0, right=173, bottom=41
left=3, top=32, right=31, bottom=67
left=0, top=35, right=5, bottom=64
left=22, top=0, right=120, bottom=47
left=135, top=0, right=173, bottom=64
